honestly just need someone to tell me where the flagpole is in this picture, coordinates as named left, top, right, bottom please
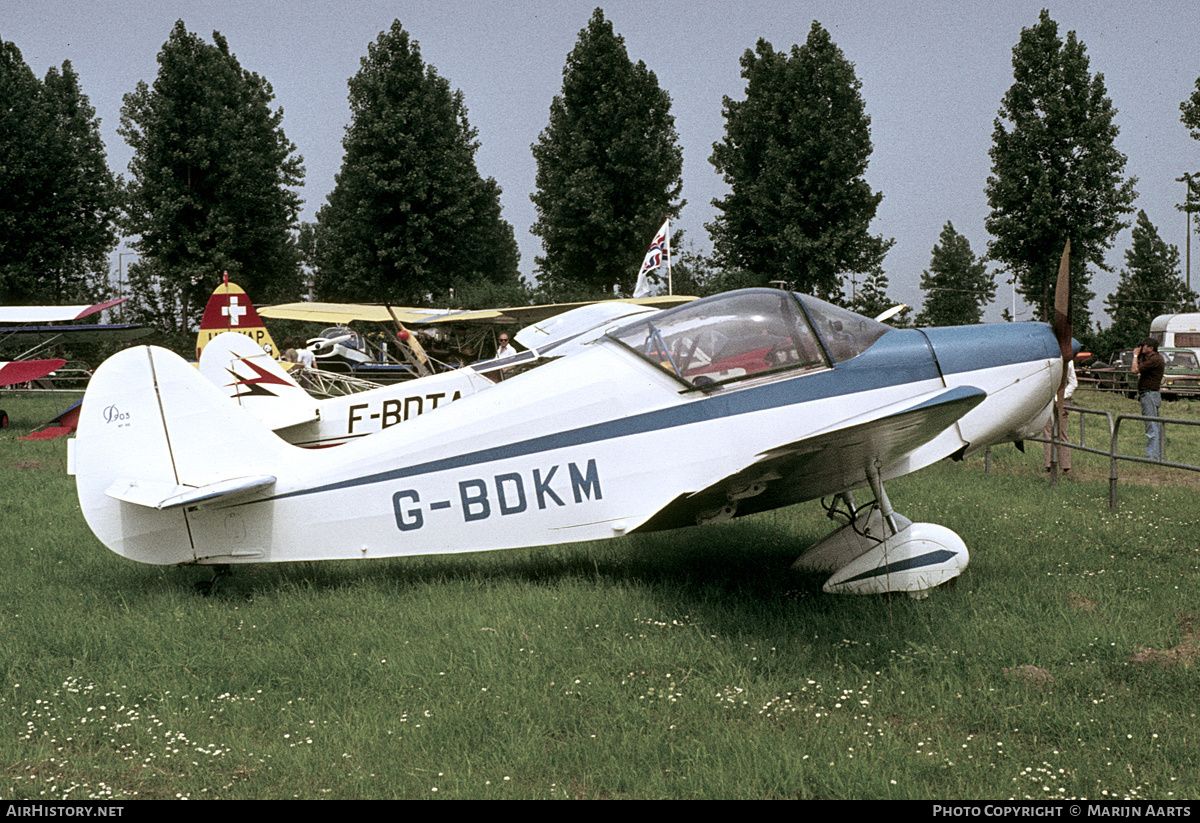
left=665, top=216, right=672, bottom=295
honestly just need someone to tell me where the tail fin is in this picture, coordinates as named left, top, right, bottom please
left=73, top=345, right=289, bottom=565
left=194, top=277, right=279, bottom=360
left=199, top=331, right=319, bottom=431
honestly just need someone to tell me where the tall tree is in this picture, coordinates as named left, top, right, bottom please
left=0, top=41, right=117, bottom=305
left=707, top=22, right=891, bottom=301
left=1102, top=210, right=1195, bottom=350
left=985, top=10, right=1136, bottom=330
left=850, top=265, right=909, bottom=325
left=915, top=222, right=995, bottom=326
left=119, top=21, right=304, bottom=336
left=531, top=8, right=684, bottom=297
left=315, top=21, right=519, bottom=305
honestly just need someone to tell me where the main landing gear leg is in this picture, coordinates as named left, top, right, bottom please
left=794, top=470, right=969, bottom=597
left=195, top=564, right=232, bottom=596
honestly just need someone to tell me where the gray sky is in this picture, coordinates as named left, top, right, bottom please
left=7, top=0, right=1200, bottom=324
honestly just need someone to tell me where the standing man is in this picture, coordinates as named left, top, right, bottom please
left=1132, top=338, right=1165, bottom=459
left=493, top=332, right=515, bottom=382
left=1044, top=359, right=1078, bottom=472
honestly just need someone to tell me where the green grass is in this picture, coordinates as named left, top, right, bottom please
left=1, top=389, right=1198, bottom=799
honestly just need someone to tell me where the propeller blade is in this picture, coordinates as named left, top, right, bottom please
left=1047, top=240, right=1073, bottom=480
left=1053, top=239, right=1073, bottom=370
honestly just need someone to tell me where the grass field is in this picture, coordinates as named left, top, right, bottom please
left=1, top=388, right=1198, bottom=799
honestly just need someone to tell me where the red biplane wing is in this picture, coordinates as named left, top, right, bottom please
left=0, top=358, right=66, bottom=388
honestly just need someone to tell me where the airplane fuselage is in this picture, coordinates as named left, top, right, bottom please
left=73, top=298, right=1062, bottom=569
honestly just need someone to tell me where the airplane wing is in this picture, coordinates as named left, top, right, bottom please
left=0, top=323, right=150, bottom=350
left=0, top=298, right=140, bottom=357
left=0, top=298, right=126, bottom=324
left=20, top=398, right=82, bottom=441
left=0, top=358, right=67, bottom=388
left=633, top=385, right=985, bottom=533
left=257, top=296, right=697, bottom=328
left=257, top=303, right=452, bottom=325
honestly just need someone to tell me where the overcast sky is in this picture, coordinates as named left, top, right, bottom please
left=7, top=0, right=1200, bottom=323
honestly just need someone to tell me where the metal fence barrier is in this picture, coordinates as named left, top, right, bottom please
left=988, top=404, right=1200, bottom=511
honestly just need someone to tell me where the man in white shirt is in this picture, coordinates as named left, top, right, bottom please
left=296, top=345, right=316, bottom=369
left=1044, top=360, right=1078, bottom=472
left=493, top=333, right=516, bottom=381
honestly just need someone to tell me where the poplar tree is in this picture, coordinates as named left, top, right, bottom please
left=531, top=8, right=684, bottom=297
left=120, top=21, right=304, bottom=335
left=315, top=21, right=520, bottom=305
left=0, top=41, right=117, bottom=304
left=986, top=10, right=1136, bottom=330
left=916, top=222, right=995, bottom=326
left=708, top=22, right=891, bottom=300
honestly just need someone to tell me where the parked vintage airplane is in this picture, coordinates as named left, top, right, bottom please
left=1, top=298, right=140, bottom=356
left=0, top=358, right=66, bottom=428
left=1, top=298, right=130, bottom=384
left=258, top=293, right=695, bottom=378
left=71, top=284, right=1070, bottom=597
left=194, top=274, right=694, bottom=385
left=197, top=301, right=663, bottom=446
left=1, top=297, right=135, bottom=428
left=199, top=331, right=493, bottom=447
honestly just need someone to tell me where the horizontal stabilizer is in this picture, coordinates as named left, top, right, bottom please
left=106, top=474, right=277, bottom=511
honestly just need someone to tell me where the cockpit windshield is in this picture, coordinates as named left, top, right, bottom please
left=793, top=292, right=891, bottom=363
left=606, top=289, right=891, bottom=388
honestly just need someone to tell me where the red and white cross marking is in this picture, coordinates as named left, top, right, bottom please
left=223, top=295, right=248, bottom=326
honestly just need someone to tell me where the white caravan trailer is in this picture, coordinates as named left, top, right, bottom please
left=1150, top=314, right=1200, bottom=359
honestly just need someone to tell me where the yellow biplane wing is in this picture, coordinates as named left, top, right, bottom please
left=256, top=303, right=449, bottom=325
left=257, top=295, right=696, bottom=328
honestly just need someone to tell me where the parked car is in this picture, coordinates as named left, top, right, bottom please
left=1081, top=347, right=1200, bottom=399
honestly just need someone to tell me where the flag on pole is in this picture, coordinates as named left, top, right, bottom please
left=633, top=218, right=671, bottom=298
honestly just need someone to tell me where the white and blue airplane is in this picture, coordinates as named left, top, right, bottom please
left=70, top=287, right=1068, bottom=596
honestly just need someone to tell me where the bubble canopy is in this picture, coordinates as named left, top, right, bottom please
left=605, top=289, right=892, bottom=388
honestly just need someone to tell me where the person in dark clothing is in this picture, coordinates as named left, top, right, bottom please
left=1132, top=337, right=1165, bottom=459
